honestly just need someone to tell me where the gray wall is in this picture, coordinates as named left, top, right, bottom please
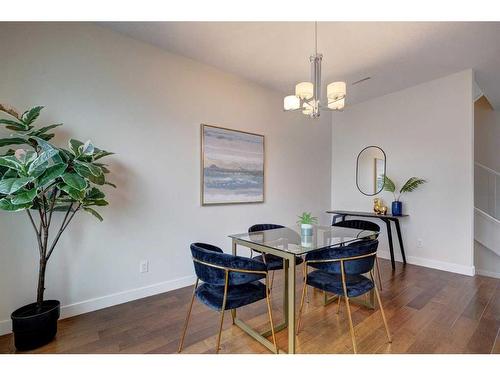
left=0, top=23, right=332, bottom=333
left=331, top=70, right=475, bottom=275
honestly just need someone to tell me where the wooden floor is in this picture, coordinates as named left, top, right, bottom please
left=1, top=258, right=499, bottom=354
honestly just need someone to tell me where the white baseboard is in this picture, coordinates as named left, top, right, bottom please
left=1, top=253, right=479, bottom=336
left=475, top=268, right=500, bottom=279
left=0, top=274, right=197, bottom=336
left=378, top=250, right=476, bottom=276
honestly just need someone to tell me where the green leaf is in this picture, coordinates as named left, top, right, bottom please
left=37, top=133, right=55, bottom=142
left=2, top=169, right=17, bottom=179
left=88, top=173, right=105, bottom=185
left=383, top=176, right=396, bottom=193
left=0, top=119, right=28, bottom=131
left=37, top=163, right=67, bottom=187
left=52, top=204, right=72, bottom=212
left=0, top=176, right=34, bottom=195
left=21, top=106, right=44, bottom=125
left=57, top=148, right=73, bottom=163
left=0, top=156, right=24, bottom=174
left=74, top=160, right=102, bottom=177
left=93, top=150, right=114, bottom=160
left=0, top=138, right=28, bottom=147
left=83, top=206, right=103, bottom=221
left=69, top=139, right=84, bottom=156
left=15, top=150, right=37, bottom=165
left=400, top=177, right=427, bottom=194
left=61, top=172, right=87, bottom=191
left=83, top=199, right=108, bottom=207
left=58, top=183, right=85, bottom=201
left=29, top=135, right=56, bottom=153
left=27, top=148, right=59, bottom=175
left=80, top=140, right=95, bottom=156
left=0, top=197, right=31, bottom=212
left=30, top=123, right=63, bottom=135
left=11, top=188, right=37, bottom=205
left=73, top=162, right=105, bottom=185
left=86, top=187, right=105, bottom=200
left=104, top=181, right=117, bottom=188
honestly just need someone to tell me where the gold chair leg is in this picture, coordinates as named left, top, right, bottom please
left=341, top=261, right=357, bottom=354
left=178, top=278, right=199, bottom=353
left=344, top=296, right=357, bottom=354
left=371, top=270, right=392, bottom=343
left=296, top=262, right=308, bottom=335
left=337, top=295, right=342, bottom=314
left=270, top=270, right=275, bottom=290
left=375, top=257, right=383, bottom=291
left=265, top=275, right=278, bottom=353
left=215, top=271, right=229, bottom=354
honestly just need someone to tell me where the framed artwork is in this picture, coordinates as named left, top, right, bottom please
left=201, top=124, right=265, bottom=205
left=374, top=157, right=385, bottom=193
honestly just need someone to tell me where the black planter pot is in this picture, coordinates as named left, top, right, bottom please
left=11, top=300, right=60, bottom=351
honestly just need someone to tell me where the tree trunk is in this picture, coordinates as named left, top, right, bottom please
left=36, top=258, right=47, bottom=310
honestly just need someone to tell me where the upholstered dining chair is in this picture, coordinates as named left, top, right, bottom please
left=248, top=224, right=303, bottom=289
left=296, top=239, right=391, bottom=353
left=332, top=219, right=383, bottom=290
left=178, top=243, right=278, bottom=354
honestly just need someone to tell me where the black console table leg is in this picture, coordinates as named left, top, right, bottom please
left=384, top=219, right=396, bottom=270
left=394, top=219, right=407, bottom=265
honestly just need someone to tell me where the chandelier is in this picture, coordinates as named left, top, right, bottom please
left=283, top=22, right=346, bottom=118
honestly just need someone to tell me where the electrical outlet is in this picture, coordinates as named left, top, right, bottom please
left=417, top=239, right=423, bottom=248
left=140, top=260, right=149, bottom=273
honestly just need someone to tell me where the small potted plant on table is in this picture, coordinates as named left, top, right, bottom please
left=0, top=104, right=115, bottom=351
left=297, top=212, right=318, bottom=237
left=383, top=176, right=426, bottom=216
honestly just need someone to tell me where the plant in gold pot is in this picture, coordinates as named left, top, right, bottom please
left=0, top=104, right=115, bottom=351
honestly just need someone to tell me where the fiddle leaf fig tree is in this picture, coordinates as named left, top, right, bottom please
left=0, top=104, right=115, bottom=310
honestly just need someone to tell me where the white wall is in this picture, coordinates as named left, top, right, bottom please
left=0, top=23, right=332, bottom=334
left=331, top=70, right=475, bottom=276
left=475, top=97, right=500, bottom=172
left=473, top=95, right=500, bottom=277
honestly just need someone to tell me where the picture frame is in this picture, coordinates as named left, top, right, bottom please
left=200, top=124, right=265, bottom=205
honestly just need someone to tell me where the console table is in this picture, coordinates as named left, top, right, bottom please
left=326, top=210, right=408, bottom=270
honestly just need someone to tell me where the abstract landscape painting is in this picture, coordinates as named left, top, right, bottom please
left=201, top=124, right=264, bottom=205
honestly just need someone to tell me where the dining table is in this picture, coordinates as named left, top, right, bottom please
left=228, top=224, right=379, bottom=354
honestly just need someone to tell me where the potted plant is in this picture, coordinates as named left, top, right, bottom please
left=0, top=104, right=115, bottom=351
left=383, top=176, right=426, bottom=216
left=297, top=212, right=318, bottom=237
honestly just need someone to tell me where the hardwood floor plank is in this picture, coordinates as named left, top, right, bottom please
left=1, top=260, right=498, bottom=354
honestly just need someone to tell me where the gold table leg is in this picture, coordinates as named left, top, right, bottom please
left=287, top=255, right=296, bottom=354
left=230, top=239, right=297, bottom=353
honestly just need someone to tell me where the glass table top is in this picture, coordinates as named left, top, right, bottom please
left=229, top=225, right=378, bottom=255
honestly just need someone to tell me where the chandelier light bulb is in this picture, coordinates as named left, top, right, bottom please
left=295, top=82, right=314, bottom=100
left=283, top=95, right=300, bottom=111
left=328, top=97, right=345, bottom=110
left=327, top=81, right=346, bottom=100
left=302, top=101, right=314, bottom=115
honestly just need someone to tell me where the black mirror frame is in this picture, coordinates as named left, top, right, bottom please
left=355, top=145, right=387, bottom=196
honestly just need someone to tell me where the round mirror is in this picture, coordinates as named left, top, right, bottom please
left=356, top=146, right=387, bottom=196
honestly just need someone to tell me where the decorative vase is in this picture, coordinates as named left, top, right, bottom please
left=392, top=201, right=403, bottom=216
left=11, top=300, right=60, bottom=351
left=301, top=223, right=313, bottom=237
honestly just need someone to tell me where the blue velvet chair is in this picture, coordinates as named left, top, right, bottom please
left=178, top=243, right=278, bottom=354
left=296, top=239, right=391, bottom=353
left=248, top=224, right=303, bottom=289
left=331, top=219, right=383, bottom=290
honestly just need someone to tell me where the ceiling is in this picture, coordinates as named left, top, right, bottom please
left=99, top=22, right=500, bottom=108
